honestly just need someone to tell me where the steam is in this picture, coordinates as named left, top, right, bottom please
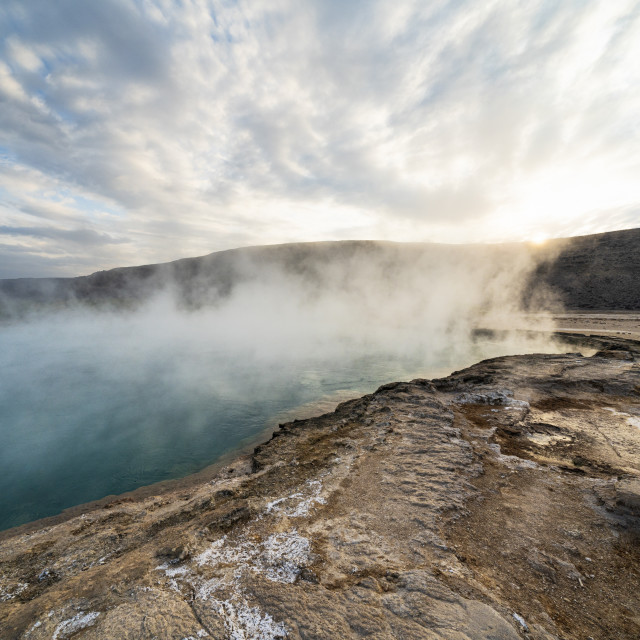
left=0, top=241, right=563, bottom=529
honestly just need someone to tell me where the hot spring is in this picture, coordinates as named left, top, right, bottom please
left=0, top=294, right=565, bottom=531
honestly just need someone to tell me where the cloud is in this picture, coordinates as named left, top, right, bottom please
left=0, top=0, right=639, bottom=276
left=0, top=225, right=126, bottom=246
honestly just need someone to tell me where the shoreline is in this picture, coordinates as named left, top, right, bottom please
left=0, top=331, right=638, bottom=639
left=0, top=328, right=629, bottom=542
left=0, top=388, right=368, bottom=542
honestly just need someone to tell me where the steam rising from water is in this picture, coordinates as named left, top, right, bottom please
left=0, top=244, right=562, bottom=529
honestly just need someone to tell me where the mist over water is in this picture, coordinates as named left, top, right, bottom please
left=0, top=245, right=563, bottom=530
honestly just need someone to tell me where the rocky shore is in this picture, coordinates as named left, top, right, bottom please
left=1, top=334, right=639, bottom=639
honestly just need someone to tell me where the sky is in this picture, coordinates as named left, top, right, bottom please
left=0, top=0, right=639, bottom=278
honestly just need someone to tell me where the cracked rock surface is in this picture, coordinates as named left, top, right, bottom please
left=1, top=335, right=639, bottom=639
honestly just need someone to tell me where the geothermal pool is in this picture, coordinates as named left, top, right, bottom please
left=0, top=307, right=565, bottom=531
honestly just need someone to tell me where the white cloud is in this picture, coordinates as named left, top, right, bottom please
left=0, top=0, right=639, bottom=276
left=5, top=36, right=42, bottom=72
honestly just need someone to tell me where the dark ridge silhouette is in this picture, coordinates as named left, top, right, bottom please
left=528, top=227, right=640, bottom=310
left=0, top=240, right=519, bottom=318
left=1, top=228, right=639, bottom=318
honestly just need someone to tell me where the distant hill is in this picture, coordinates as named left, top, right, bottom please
left=529, top=227, right=640, bottom=310
left=0, top=240, right=523, bottom=318
left=1, top=229, right=639, bottom=318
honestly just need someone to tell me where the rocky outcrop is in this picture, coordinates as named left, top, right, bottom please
left=1, top=336, right=639, bottom=639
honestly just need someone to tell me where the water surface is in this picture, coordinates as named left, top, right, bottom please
left=0, top=307, right=564, bottom=531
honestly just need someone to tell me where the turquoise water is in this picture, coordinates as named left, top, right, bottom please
left=0, top=308, right=563, bottom=531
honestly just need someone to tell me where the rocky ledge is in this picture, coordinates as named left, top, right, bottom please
left=1, top=335, right=639, bottom=639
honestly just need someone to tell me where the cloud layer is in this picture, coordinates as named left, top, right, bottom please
left=1, top=0, right=639, bottom=276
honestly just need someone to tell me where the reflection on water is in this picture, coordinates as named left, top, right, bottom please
left=0, top=312, right=566, bottom=531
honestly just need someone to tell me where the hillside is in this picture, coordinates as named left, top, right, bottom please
left=0, top=240, right=525, bottom=318
left=1, top=228, right=639, bottom=317
left=529, top=227, right=640, bottom=310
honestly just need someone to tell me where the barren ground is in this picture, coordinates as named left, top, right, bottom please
left=552, top=312, right=640, bottom=339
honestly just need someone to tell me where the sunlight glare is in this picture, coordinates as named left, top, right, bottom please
left=531, top=232, right=548, bottom=246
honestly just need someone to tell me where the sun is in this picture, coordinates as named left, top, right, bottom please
left=531, top=232, right=548, bottom=246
